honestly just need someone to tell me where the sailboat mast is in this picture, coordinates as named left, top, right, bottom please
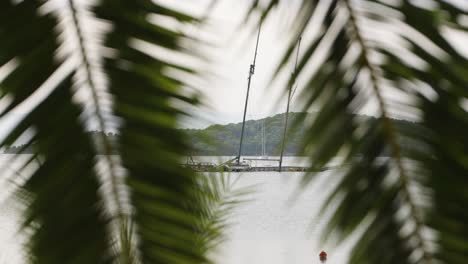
left=237, top=24, right=262, bottom=164
left=279, top=37, right=302, bottom=171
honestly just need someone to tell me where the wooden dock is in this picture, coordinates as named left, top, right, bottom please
left=183, top=163, right=330, bottom=172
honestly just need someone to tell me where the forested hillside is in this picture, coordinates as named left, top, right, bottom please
left=182, top=112, right=418, bottom=156
left=3, top=113, right=416, bottom=156
left=183, top=112, right=307, bottom=156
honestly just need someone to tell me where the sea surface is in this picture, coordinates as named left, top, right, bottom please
left=0, top=155, right=353, bottom=264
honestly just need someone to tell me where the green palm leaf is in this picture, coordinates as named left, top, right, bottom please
left=1, top=1, right=112, bottom=262
left=255, top=0, right=468, bottom=263
left=1, top=0, right=231, bottom=263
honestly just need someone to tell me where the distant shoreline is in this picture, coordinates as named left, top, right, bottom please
left=3, top=112, right=417, bottom=155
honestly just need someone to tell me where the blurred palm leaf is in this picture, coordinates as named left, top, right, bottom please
left=254, top=0, right=468, bottom=263
left=0, top=0, right=233, bottom=263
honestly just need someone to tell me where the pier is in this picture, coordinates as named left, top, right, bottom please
left=183, top=162, right=336, bottom=173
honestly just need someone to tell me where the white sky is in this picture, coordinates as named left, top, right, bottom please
left=169, top=0, right=468, bottom=127
left=1, top=0, right=467, bottom=134
left=175, top=0, right=301, bottom=127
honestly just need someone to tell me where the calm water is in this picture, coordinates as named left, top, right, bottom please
left=0, top=156, right=352, bottom=263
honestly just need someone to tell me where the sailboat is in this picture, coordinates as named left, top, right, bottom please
left=185, top=30, right=303, bottom=172
left=225, top=23, right=302, bottom=171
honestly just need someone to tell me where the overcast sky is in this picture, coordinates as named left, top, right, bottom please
left=169, top=0, right=468, bottom=128
left=1, top=0, right=467, bottom=135
left=173, top=0, right=303, bottom=127
left=170, top=0, right=320, bottom=127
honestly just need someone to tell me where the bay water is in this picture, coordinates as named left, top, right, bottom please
left=0, top=155, right=353, bottom=263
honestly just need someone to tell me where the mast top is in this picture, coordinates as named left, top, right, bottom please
left=250, top=23, right=262, bottom=75
left=290, top=36, right=302, bottom=99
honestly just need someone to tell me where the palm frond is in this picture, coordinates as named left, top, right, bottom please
left=255, top=0, right=468, bottom=263
left=1, top=1, right=114, bottom=263
left=1, top=0, right=220, bottom=263
left=94, top=0, right=213, bottom=262
left=196, top=172, right=253, bottom=254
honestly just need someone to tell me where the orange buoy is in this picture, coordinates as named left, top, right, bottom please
left=319, top=251, right=327, bottom=262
